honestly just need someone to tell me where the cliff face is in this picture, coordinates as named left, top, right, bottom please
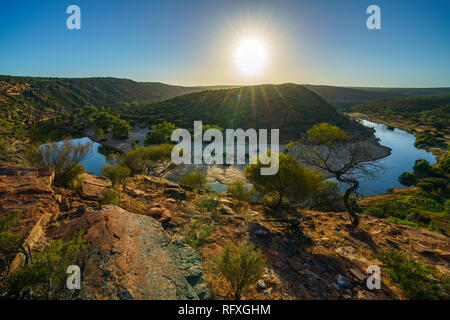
left=0, top=166, right=449, bottom=300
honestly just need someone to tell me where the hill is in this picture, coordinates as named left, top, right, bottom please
left=125, top=83, right=363, bottom=140
left=0, top=75, right=234, bottom=131
left=305, top=85, right=450, bottom=109
left=352, top=93, right=450, bottom=130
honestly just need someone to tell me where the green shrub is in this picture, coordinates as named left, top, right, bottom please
left=180, top=172, right=209, bottom=190
left=144, top=121, right=176, bottom=144
left=386, top=216, right=421, bottom=228
left=0, top=136, right=10, bottom=160
left=399, top=172, right=417, bottom=187
left=216, top=242, right=266, bottom=300
left=119, top=144, right=175, bottom=176
left=102, top=165, right=131, bottom=186
left=185, top=219, right=213, bottom=249
left=245, top=151, right=323, bottom=208
left=27, top=140, right=91, bottom=187
left=406, top=209, right=432, bottom=225
left=417, top=177, right=448, bottom=193
left=438, top=152, right=450, bottom=174
left=377, top=250, right=447, bottom=300
left=365, top=206, right=385, bottom=218
left=226, top=181, right=254, bottom=201
left=99, top=188, right=119, bottom=205
left=9, top=231, right=87, bottom=299
left=195, top=194, right=219, bottom=215
left=0, top=210, right=22, bottom=273
left=111, top=118, right=131, bottom=139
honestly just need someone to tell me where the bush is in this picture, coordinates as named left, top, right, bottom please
left=377, top=250, right=447, bottom=299
left=99, top=188, right=119, bottom=205
left=185, top=219, right=213, bottom=249
left=111, top=118, right=131, bottom=139
left=245, top=151, right=323, bottom=208
left=413, top=159, right=434, bottom=177
left=226, top=181, right=255, bottom=202
left=365, top=206, right=385, bottom=218
left=180, top=172, right=209, bottom=190
left=0, top=136, right=10, bottom=160
left=216, top=242, right=266, bottom=300
left=119, top=144, right=175, bottom=176
left=438, top=152, right=450, bottom=174
left=0, top=211, right=21, bottom=273
left=195, top=194, right=219, bottom=215
left=27, top=140, right=92, bottom=187
left=144, top=121, right=176, bottom=144
left=417, top=177, right=448, bottom=193
left=102, top=165, right=131, bottom=186
left=399, top=172, right=417, bottom=187
left=9, top=231, right=87, bottom=299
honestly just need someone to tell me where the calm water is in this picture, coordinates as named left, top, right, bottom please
left=347, top=119, right=436, bottom=195
left=70, top=137, right=110, bottom=176
left=56, top=119, right=436, bottom=196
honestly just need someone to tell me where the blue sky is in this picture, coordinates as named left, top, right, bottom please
left=1, top=0, right=449, bottom=86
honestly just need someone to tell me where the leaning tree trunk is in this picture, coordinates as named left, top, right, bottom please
left=336, top=174, right=359, bottom=229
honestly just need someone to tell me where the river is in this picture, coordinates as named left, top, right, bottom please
left=57, top=119, right=436, bottom=196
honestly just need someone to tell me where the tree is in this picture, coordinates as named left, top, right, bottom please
left=438, top=152, right=450, bottom=174
left=226, top=181, right=255, bottom=201
left=287, top=122, right=383, bottom=229
left=180, top=172, right=209, bottom=190
left=111, top=118, right=131, bottom=139
left=413, top=159, right=433, bottom=178
left=119, top=144, right=177, bottom=177
left=144, top=121, right=176, bottom=144
left=95, top=128, right=104, bottom=139
left=245, top=151, right=323, bottom=208
left=216, top=242, right=266, bottom=300
left=27, top=140, right=92, bottom=187
left=102, top=165, right=131, bottom=186
left=399, top=172, right=417, bottom=187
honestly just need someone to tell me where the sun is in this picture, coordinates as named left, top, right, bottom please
left=235, top=38, right=267, bottom=76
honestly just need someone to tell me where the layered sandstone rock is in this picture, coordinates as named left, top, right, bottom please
left=0, top=167, right=59, bottom=272
left=78, top=173, right=112, bottom=200
left=49, top=205, right=210, bottom=300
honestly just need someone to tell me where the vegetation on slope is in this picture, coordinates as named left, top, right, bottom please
left=352, top=93, right=450, bottom=132
left=361, top=152, right=450, bottom=236
left=0, top=75, right=232, bottom=137
left=305, top=85, right=450, bottom=110
left=116, top=83, right=367, bottom=140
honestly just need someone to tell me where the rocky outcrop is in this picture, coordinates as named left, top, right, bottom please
left=0, top=167, right=59, bottom=272
left=49, top=205, right=210, bottom=300
left=78, top=173, right=112, bottom=200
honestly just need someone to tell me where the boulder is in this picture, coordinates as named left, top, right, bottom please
left=48, top=205, right=209, bottom=300
left=79, top=173, right=112, bottom=200
left=163, top=187, right=187, bottom=201
left=142, top=176, right=179, bottom=189
left=219, top=204, right=234, bottom=215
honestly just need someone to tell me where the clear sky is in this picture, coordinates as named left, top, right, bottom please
left=1, top=0, right=449, bottom=87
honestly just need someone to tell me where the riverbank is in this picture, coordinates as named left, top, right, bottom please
left=56, top=122, right=392, bottom=186
left=348, top=112, right=449, bottom=160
